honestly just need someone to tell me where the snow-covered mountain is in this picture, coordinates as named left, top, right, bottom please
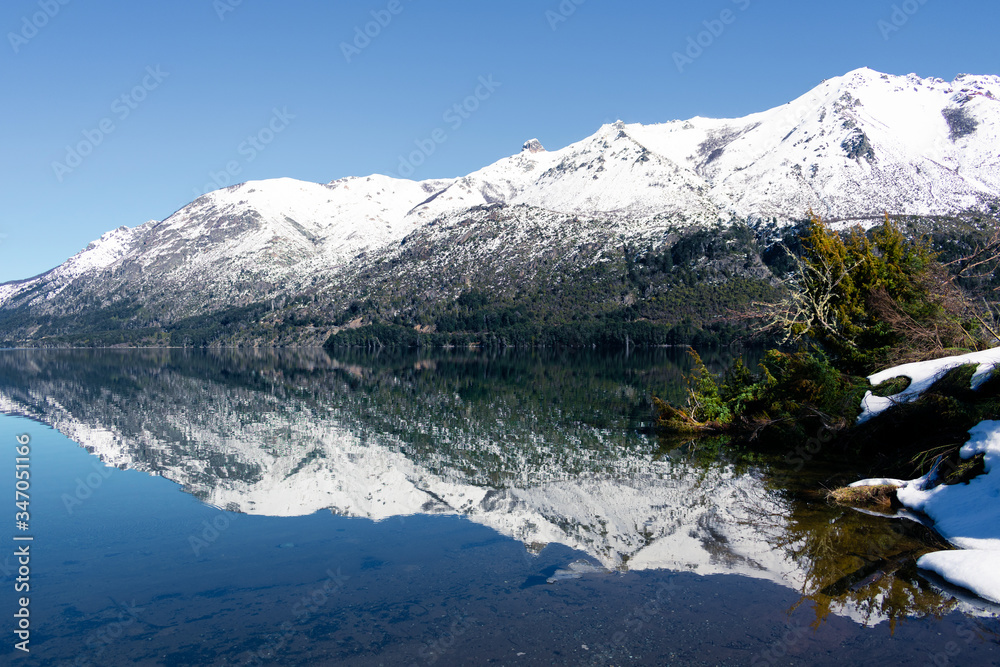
left=1, top=68, right=998, bottom=344
left=632, top=69, right=1000, bottom=219
left=398, top=67, right=1000, bottom=222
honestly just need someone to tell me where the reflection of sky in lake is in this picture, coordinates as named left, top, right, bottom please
left=1, top=349, right=998, bottom=664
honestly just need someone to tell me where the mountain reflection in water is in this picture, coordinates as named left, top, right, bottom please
left=0, top=347, right=990, bottom=628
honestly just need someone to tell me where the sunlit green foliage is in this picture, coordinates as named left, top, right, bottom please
left=657, top=348, right=867, bottom=444
left=659, top=212, right=998, bottom=449
left=777, top=214, right=985, bottom=373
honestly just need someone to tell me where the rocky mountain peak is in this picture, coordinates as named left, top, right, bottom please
left=521, top=138, right=545, bottom=153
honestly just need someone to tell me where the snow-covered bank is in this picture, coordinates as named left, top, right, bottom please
left=918, top=550, right=1000, bottom=604
left=896, top=421, right=1000, bottom=553
left=901, top=420, right=1000, bottom=603
left=853, top=350, right=1000, bottom=604
left=858, top=347, right=1000, bottom=423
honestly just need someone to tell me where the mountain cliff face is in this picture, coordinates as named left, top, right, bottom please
left=1, top=68, right=998, bottom=346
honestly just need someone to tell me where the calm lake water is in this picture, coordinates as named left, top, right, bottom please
left=1, top=348, right=998, bottom=666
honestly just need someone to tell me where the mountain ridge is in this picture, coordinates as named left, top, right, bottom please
left=2, top=68, right=998, bottom=346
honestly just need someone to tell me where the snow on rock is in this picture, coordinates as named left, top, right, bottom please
left=859, top=346, right=1000, bottom=423
left=853, top=416, right=1000, bottom=602
left=153, top=175, right=441, bottom=273
left=57, top=225, right=148, bottom=278
left=896, top=420, right=1000, bottom=552
left=849, top=477, right=908, bottom=488
left=852, top=350, right=1000, bottom=603
left=628, top=67, right=1000, bottom=221
left=917, top=550, right=1000, bottom=604
left=521, top=138, right=546, bottom=154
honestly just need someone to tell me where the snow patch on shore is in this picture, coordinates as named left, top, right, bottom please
left=854, top=349, right=1000, bottom=604
left=918, top=550, right=1000, bottom=604
left=859, top=347, right=1000, bottom=423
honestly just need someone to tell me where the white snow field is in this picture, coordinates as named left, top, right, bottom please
left=2, top=68, right=999, bottom=319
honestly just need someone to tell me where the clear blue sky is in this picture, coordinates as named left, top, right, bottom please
left=1, top=0, right=997, bottom=282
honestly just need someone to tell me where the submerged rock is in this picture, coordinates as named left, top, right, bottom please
left=828, top=484, right=901, bottom=513
left=546, top=559, right=610, bottom=584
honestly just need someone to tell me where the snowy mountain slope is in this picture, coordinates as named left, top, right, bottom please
left=406, top=69, right=1000, bottom=224
left=628, top=68, right=1000, bottom=219
left=0, top=224, right=145, bottom=305
left=0, top=175, right=451, bottom=319
left=0, top=68, right=998, bottom=343
left=127, top=175, right=458, bottom=285
left=406, top=125, right=726, bottom=222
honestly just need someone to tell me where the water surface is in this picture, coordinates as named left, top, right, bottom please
left=1, top=348, right=997, bottom=665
